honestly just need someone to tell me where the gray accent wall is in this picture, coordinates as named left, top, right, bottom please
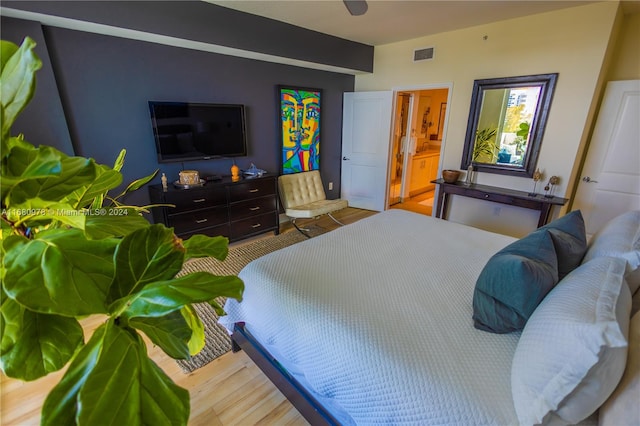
left=2, top=17, right=74, bottom=155
left=1, top=10, right=358, bottom=210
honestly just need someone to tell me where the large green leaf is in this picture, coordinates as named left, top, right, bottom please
left=129, top=310, right=191, bottom=359
left=71, top=163, right=123, bottom=209
left=109, top=224, right=185, bottom=302
left=41, top=324, right=106, bottom=426
left=0, top=37, right=42, bottom=141
left=75, top=321, right=189, bottom=425
left=183, top=234, right=229, bottom=260
left=5, top=201, right=86, bottom=230
left=114, top=272, right=243, bottom=320
left=0, top=144, right=63, bottom=200
left=84, top=209, right=150, bottom=239
left=182, top=304, right=205, bottom=356
left=7, top=154, right=97, bottom=207
left=0, top=293, right=83, bottom=381
left=2, top=144, right=62, bottom=179
left=0, top=40, right=18, bottom=71
left=2, top=230, right=116, bottom=315
left=111, top=169, right=158, bottom=201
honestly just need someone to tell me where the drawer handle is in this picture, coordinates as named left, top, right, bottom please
left=249, top=207, right=261, bottom=211
left=484, top=194, right=490, bottom=198
left=193, top=198, right=206, bottom=203
left=249, top=189, right=260, bottom=193
left=195, top=219, right=208, bottom=224
left=251, top=223, right=262, bottom=228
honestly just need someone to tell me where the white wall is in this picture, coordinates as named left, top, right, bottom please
left=356, top=2, right=620, bottom=237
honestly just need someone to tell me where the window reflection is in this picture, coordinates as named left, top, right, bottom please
left=475, top=86, right=542, bottom=166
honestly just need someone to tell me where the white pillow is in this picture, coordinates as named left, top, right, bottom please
left=583, top=210, right=640, bottom=294
left=511, top=256, right=632, bottom=425
left=599, top=311, right=640, bottom=426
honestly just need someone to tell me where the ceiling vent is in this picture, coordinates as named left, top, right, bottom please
left=413, top=47, right=435, bottom=62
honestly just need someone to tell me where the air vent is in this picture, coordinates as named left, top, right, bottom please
left=413, top=47, right=435, bottom=62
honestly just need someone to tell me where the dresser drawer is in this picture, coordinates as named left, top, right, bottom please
left=230, top=212, right=277, bottom=240
left=176, top=223, right=230, bottom=240
left=227, top=178, right=276, bottom=203
left=164, top=186, right=226, bottom=213
left=168, top=206, right=228, bottom=234
left=467, top=189, right=515, bottom=205
left=229, top=196, right=277, bottom=220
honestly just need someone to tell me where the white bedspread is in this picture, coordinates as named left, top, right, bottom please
left=220, top=210, right=523, bottom=425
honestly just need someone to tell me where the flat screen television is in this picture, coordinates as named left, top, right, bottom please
left=148, top=101, right=248, bottom=163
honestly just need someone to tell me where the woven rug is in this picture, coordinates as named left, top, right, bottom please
left=175, top=226, right=326, bottom=373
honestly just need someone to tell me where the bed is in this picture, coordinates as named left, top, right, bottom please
left=219, top=209, right=639, bottom=425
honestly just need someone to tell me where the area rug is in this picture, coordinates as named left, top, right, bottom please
left=175, top=227, right=326, bottom=373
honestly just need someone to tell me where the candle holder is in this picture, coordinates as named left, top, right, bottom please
left=231, top=160, right=240, bottom=182
left=544, top=175, right=559, bottom=198
left=528, top=168, right=542, bottom=197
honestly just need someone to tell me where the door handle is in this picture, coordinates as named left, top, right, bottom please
left=343, top=157, right=350, bottom=161
left=582, top=176, right=598, bottom=183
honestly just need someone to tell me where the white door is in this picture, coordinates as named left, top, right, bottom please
left=341, top=91, right=394, bottom=211
left=572, top=80, right=640, bottom=236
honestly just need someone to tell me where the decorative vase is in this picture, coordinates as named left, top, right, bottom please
left=231, top=162, right=240, bottom=181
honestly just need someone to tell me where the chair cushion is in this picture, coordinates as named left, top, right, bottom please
left=472, top=229, right=558, bottom=333
left=285, top=199, right=348, bottom=218
left=278, top=171, right=327, bottom=209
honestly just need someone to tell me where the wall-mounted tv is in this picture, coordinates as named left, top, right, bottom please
left=149, top=101, right=248, bottom=163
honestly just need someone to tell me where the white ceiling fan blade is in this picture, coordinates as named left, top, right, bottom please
left=343, top=0, right=368, bottom=16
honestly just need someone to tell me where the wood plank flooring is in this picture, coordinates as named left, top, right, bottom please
left=0, top=207, right=377, bottom=426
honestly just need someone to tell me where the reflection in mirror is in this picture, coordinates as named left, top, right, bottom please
left=461, top=73, right=558, bottom=177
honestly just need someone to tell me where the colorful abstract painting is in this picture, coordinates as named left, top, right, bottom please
left=279, top=86, right=321, bottom=174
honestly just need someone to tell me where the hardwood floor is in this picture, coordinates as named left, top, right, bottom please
left=0, top=207, right=376, bottom=426
left=389, top=190, right=435, bottom=216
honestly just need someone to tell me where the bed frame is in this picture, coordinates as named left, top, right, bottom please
left=231, top=322, right=340, bottom=425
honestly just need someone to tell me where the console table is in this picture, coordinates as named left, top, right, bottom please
left=431, top=179, right=568, bottom=228
left=149, top=175, right=279, bottom=242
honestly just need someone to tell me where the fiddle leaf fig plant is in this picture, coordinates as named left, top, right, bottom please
left=0, top=37, right=244, bottom=425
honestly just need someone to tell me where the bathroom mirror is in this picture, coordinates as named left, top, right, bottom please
left=461, top=73, right=558, bottom=177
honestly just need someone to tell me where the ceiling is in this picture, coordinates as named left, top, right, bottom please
left=205, top=0, right=636, bottom=46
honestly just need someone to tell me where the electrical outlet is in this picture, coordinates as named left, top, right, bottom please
left=328, top=182, right=333, bottom=190
left=493, top=206, right=501, bottom=216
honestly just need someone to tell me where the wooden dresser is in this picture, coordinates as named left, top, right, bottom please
left=148, top=175, right=279, bottom=241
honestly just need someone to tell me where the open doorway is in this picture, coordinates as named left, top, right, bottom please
left=388, top=87, right=449, bottom=215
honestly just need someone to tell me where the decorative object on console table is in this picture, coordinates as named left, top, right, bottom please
left=278, top=85, right=322, bottom=175
left=529, top=168, right=542, bottom=197
left=544, top=175, right=560, bottom=198
left=465, top=165, right=474, bottom=185
left=148, top=175, right=279, bottom=242
left=431, top=179, right=568, bottom=228
left=442, top=169, right=461, bottom=183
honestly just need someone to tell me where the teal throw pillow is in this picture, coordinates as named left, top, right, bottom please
left=538, top=210, right=587, bottom=280
left=473, top=229, right=559, bottom=333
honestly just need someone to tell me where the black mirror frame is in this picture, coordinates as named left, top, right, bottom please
left=461, top=73, right=558, bottom=178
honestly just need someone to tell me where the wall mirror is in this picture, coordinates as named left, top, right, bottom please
left=461, top=73, right=558, bottom=177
